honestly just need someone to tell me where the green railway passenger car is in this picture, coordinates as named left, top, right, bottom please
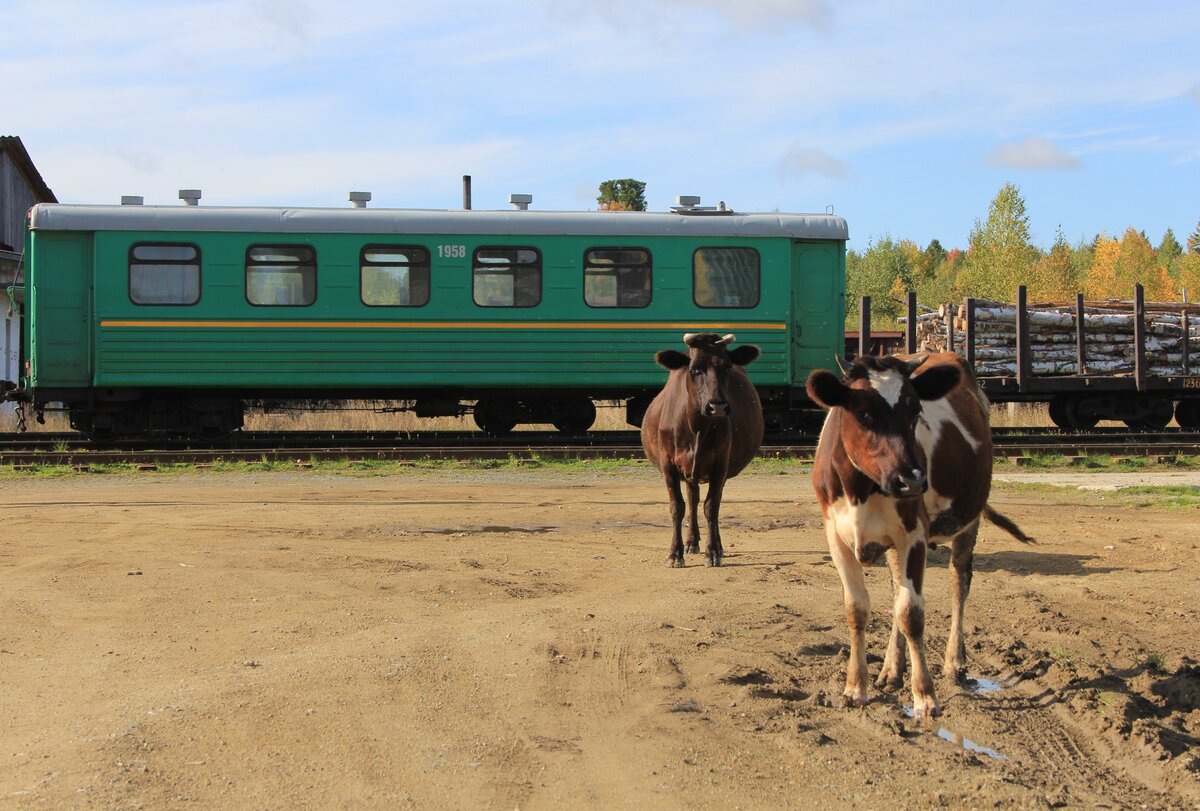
left=6, top=202, right=848, bottom=435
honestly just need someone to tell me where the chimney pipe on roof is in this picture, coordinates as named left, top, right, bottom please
left=509, top=193, right=532, bottom=211
left=349, top=191, right=372, bottom=208
left=463, top=175, right=472, bottom=210
left=179, top=189, right=201, bottom=206
left=121, top=196, right=144, bottom=206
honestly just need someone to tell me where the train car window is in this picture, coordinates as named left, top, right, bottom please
left=129, top=243, right=201, bottom=305
left=246, top=245, right=317, bottom=306
left=583, top=248, right=651, bottom=308
left=472, top=247, right=541, bottom=307
left=693, top=247, right=760, bottom=308
left=361, top=246, right=431, bottom=307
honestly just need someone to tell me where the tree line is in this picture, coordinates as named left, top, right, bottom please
left=847, top=182, right=1200, bottom=328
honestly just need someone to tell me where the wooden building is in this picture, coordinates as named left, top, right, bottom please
left=0, top=136, right=57, bottom=391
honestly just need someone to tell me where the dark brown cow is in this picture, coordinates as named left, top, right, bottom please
left=806, top=352, right=1029, bottom=717
left=642, top=333, right=764, bottom=567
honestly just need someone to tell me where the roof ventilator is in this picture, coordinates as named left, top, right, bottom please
left=509, top=194, right=532, bottom=211
left=670, top=195, right=732, bottom=216
left=178, top=189, right=201, bottom=206
left=349, top=191, right=372, bottom=208
left=120, top=196, right=144, bottom=206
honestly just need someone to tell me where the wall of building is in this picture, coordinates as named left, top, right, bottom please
left=0, top=151, right=39, bottom=255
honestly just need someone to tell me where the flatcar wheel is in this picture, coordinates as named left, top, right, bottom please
left=1062, top=396, right=1099, bottom=430
left=473, top=398, right=518, bottom=437
left=552, top=398, right=596, bottom=435
left=1175, top=398, right=1200, bottom=429
left=1048, top=395, right=1072, bottom=429
left=1125, top=398, right=1173, bottom=430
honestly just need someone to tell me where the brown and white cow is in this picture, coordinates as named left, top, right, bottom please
left=642, top=333, right=764, bottom=567
left=806, top=352, right=1029, bottom=717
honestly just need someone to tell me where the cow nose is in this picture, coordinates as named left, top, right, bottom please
left=890, top=468, right=927, bottom=497
left=704, top=400, right=730, bottom=418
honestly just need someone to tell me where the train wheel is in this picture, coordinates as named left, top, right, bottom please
left=1124, top=398, right=1174, bottom=430
left=552, top=398, right=596, bottom=435
left=1176, top=399, right=1200, bottom=429
left=1048, top=396, right=1072, bottom=429
left=473, top=398, right=518, bottom=437
left=1059, top=396, right=1099, bottom=430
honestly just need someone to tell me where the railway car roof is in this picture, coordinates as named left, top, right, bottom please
left=29, top=204, right=848, bottom=241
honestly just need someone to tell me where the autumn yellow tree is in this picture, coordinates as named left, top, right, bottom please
left=1176, top=251, right=1200, bottom=302
left=1085, top=235, right=1120, bottom=298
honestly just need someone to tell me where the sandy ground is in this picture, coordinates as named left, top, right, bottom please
left=1, top=466, right=1198, bottom=810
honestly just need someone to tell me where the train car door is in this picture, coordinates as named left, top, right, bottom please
left=790, top=241, right=846, bottom=382
left=29, top=232, right=93, bottom=391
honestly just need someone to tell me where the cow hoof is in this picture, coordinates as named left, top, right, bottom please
left=841, top=688, right=869, bottom=708
left=910, top=695, right=941, bottom=719
left=685, top=544, right=700, bottom=554
left=667, top=558, right=685, bottom=568
left=706, top=556, right=722, bottom=568
left=942, top=662, right=968, bottom=684
left=875, top=673, right=903, bottom=693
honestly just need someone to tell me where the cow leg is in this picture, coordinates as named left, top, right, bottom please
left=703, top=470, right=727, bottom=566
left=685, top=480, right=701, bottom=555
left=665, top=470, right=686, bottom=568
left=826, top=522, right=870, bottom=707
left=943, top=518, right=980, bottom=682
left=876, top=547, right=907, bottom=693
left=894, top=539, right=939, bottom=718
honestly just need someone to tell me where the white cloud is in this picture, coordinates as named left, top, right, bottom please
left=985, top=138, right=1080, bottom=171
left=778, top=146, right=849, bottom=180
left=655, top=0, right=832, bottom=30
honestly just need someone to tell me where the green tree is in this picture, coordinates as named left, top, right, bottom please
left=1157, top=228, right=1182, bottom=261
left=597, top=179, right=647, bottom=211
left=1187, top=219, right=1200, bottom=254
left=957, top=183, right=1039, bottom=300
left=846, top=236, right=914, bottom=327
left=917, top=239, right=947, bottom=280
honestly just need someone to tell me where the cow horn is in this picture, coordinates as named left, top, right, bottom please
left=834, top=355, right=853, bottom=378
left=905, top=354, right=929, bottom=374
left=682, top=332, right=698, bottom=345
left=716, top=333, right=735, bottom=346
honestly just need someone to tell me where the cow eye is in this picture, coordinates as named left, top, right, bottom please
left=690, top=367, right=704, bottom=376
left=857, top=411, right=873, bottom=426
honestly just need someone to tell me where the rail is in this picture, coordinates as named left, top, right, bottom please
left=0, top=428, right=1196, bottom=467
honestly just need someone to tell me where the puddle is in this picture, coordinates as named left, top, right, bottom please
left=935, top=728, right=1008, bottom=760
left=900, top=704, right=1009, bottom=760
left=966, top=676, right=1004, bottom=694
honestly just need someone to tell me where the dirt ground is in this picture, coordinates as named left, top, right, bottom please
left=2, top=465, right=1198, bottom=810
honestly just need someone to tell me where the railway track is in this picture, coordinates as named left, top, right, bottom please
left=0, top=428, right=1197, bottom=467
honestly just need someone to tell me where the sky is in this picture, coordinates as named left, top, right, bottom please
left=3, top=0, right=1199, bottom=251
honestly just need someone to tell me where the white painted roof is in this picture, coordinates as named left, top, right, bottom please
left=29, top=204, right=849, bottom=241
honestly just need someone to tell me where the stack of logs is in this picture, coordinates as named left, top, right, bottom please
left=907, top=299, right=1200, bottom=376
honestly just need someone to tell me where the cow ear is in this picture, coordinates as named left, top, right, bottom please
left=912, top=364, right=961, bottom=401
left=729, top=344, right=760, bottom=366
left=806, top=370, right=849, bottom=409
left=655, top=349, right=690, bottom=370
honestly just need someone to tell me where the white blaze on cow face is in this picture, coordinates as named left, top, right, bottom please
left=869, top=369, right=906, bottom=407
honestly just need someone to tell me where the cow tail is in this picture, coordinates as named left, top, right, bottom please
left=984, top=505, right=1033, bottom=543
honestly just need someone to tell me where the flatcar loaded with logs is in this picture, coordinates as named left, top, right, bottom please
left=875, top=285, right=1199, bottom=429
